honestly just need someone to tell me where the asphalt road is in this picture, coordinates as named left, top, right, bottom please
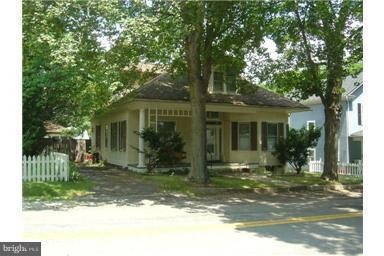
left=23, top=191, right=363, bottom=256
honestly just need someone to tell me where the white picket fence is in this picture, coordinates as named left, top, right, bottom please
left=22, top=152, right=69, bottom=182
left=309, top=160, right=363, bottom=177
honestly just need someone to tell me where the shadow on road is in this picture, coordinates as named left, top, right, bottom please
left=23, top=168, right=363, bottom=255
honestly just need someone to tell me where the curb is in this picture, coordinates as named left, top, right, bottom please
left=194, top=184, right=363, bottom=195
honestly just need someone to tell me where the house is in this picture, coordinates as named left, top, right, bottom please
left=91, top=72, right=308, bottom=171
left=289, top=72, right=363, bottom=163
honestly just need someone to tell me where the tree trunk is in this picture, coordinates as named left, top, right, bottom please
left=185, top=31, right=209, bottom=184
left=321, top=100, right=341, bottom=181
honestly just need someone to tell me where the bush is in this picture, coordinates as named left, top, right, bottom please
left=69, top=162, right=81, bottom=181
left=134, top=127, right=186, bottom=172
left=274, top=127, right=321, bottom=174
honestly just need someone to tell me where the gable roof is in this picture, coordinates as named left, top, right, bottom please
left=301, top=72, right=363, bottom=105
left=115, top=73, right=308, bottom=110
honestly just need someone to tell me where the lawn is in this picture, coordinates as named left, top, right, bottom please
left=135, top=171, right=362, bottom=196
left=23, top=178, right=94, bottom=201
left=272, top=172, right=363, bottom=186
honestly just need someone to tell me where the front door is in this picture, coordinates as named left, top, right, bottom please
left=206, top=126, right=222, bottom=161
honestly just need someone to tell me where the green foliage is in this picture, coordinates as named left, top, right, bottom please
left=22, top=179, right=94, bottom=201
left=274, top=127, right=321, bottom=174
left=22, top=0, right=122, bottom=154
left=69, top=162, right=81, bottom=182
left=135, top=128, right=186, bottom=172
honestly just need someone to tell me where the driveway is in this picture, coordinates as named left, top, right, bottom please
left=80, top=167, right=160, bottom=197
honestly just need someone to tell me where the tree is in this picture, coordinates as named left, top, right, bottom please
left=112, top=1, right=266, bottom=183
left=22, top=0, right=121, bottom=155
left=274, top=127, right=321, bottom=174
left=248, top=0, right=362, bottom=180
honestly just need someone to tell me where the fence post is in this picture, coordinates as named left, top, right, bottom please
left=22, top=155, right=26, bottom=182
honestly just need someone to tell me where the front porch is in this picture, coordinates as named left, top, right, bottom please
left=129, top=101, right=289, bottom=170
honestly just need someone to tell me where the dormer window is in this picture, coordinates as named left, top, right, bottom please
left=213, top=72, right=224, bottom=92
left=226, top=74, right=236, bottom=93
left=211, top=71, right=237, bottom=94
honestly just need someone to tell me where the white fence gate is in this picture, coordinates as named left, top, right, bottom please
left=309, top=160, right=363, bottom=177
left=22, top=152, right=69, bottom=182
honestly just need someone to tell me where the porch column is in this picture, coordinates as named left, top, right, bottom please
left=138, top=108, right=145, bottom=168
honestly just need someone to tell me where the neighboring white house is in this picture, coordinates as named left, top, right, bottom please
left=289, top=72, right=363, bottom=163
left=91, top=71, right=309, bottom=171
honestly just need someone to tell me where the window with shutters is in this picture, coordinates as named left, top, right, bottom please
left=238, top=123, right=251, bottom=150
left=95, top=125, right=101, bottom=149
left=118, top=121, right=126, bottom=151
left=110, top=122, right=118, bottom=151
left=231, top=122, right=257, bottom=151
left=262, top=122, right=284, bottom=152
left=357, top=103, right=362, bottom=125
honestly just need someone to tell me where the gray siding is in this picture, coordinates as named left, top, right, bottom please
left=289, top=104, right=325, bottom=161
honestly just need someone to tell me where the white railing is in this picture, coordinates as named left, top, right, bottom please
left=22, top=152, right=69, bottom=182
left=309, top=160, right=363, bottom=177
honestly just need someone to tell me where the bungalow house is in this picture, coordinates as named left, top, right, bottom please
left=289, top=72, right=363, bottom=164
left=91, top=72, right=308, bottom=171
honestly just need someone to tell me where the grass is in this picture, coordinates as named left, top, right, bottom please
left=272, top=172, right=363, bottom=186
left=134, top=171, right=362, bottom=196
left=23, top=178, right=94, bottom=201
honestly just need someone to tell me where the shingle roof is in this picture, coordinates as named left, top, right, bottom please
left=301, top=73, right=363, bottom=105
left=44, top=121, right=65, bottom=134
left=130, top=73, right=308, bottom=109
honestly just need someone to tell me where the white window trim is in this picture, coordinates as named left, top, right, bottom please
left=210, top=70, right=238, bottom=94
left=308, top=148, right=316, bottom=162
left=306, top=120, right=316, bottom=130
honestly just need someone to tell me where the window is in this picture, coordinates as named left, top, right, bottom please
left=231, top=122, right=257, bottom=151
left=267, top=123, right=278, bottom=151
left=118, top=121, right=126, bottom=151
left=158, top=121, right=176, bottom=135
left=95, top=125, right=101, bottom=149
left=262, top=122, right=284, bottom=152
left=105, top=125, right=108, bottom=148
left=213, top=72, right=224, bottom=92
left=239, top=123, right=251, bottom=150
left=226, top=75, right=236, bottom=93
left=207, top=112, right=219, bottom=119
left=357, top=103, right=362, bottom=125
left=308, top=148, right=316, bottom=162
left=110, top=122, right=118, bottom=151
left=307, top=120, right=316, bottom=130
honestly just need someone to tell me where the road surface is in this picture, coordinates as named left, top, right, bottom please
left=23, top=190, right=362, bottom=256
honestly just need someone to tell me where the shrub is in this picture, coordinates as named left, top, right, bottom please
left=274, top=127, right=321, bottom=174
left=69, top=162, right=81, bottom=181
left=134, top=128, right=186, bottom=172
